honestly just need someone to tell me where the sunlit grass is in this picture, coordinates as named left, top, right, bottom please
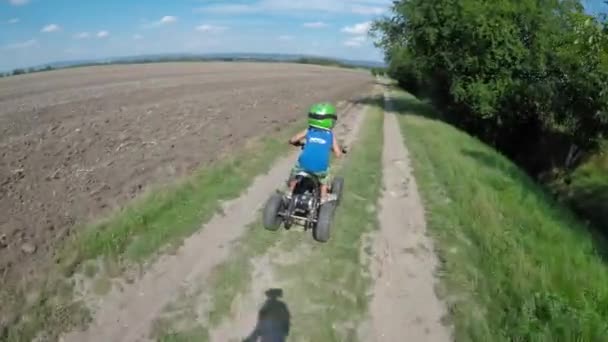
left=393, top=89, right=608, bottom=341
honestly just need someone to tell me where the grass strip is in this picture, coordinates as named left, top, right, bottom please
left=152, top=217, right=279, bottom=342
left=391, top=90, right=608, bottom=341
left=549, top=147, right=608, bottom=234
left=271, top=98, right=384, bottom=341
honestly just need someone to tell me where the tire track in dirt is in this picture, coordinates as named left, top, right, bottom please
left=206, top=97, right=367, bottom=342
left=367, top=92, right=452, bottom=341
left=60, top=100, right=366, bottom=342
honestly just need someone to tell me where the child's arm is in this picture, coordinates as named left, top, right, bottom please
left=289, top=129, right=307, bottom=145
left=332, top=135, right=343, bottom=158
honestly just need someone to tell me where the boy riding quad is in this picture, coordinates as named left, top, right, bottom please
left=287, top=102, right=344, bottom=203
left=262, top=102, right=346, bottom=242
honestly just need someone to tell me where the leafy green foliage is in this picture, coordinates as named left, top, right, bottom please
left=372, top=0, right=608, bottom=175
left=370, top=67, right=387, bottom=77
left=294, top=57, right=356, bottom=69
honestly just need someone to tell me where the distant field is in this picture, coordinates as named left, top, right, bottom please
left=0, top=62, right=372, bottom=291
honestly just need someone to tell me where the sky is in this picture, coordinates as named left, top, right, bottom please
left=0, top=0, right=393, bottom=71
left=1, top=0, right=606, bottom=72
left=584, top=0, right=608, bottom=14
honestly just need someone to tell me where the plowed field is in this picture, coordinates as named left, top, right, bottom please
left=0, top=62, right=372, bottom=285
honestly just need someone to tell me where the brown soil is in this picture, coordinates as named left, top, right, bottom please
left=0, top=62, right=372, bottom=287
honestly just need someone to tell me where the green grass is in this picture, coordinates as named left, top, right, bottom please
left=390, top=90, right=608, bottom=341
left=153, top=218, right=280, bottom=341
left=158, top=327, right=210, bottom=342
left=2, top=123, right=303, bottom=342
left=551, top=148, right=608, bottom=235
left=205, top=219, right=279, bottom=327
left=1, top=279, right=92, bottom=342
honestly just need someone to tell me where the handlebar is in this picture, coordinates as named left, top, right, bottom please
left=290, top=140, right=305, bottom=147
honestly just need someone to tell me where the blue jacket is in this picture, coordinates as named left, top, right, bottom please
left=298, top=127, right=333, bottom=173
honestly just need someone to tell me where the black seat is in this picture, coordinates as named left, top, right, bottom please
left=293, top=171, right=321, bottom=193
left=294, top=170, right=319, bottom=181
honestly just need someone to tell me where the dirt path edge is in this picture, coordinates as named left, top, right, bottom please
left=367, top=91, right=452, bottom=341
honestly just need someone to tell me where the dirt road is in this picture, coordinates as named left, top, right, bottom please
left=196, top=89, right=453, bottom=342
left=0, top=63, right=371, bottom=287
left=367, top=94, right=452, bottom=341
left=61, top=93, right=368, bottom=342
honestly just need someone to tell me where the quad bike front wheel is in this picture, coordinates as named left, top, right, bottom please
left=263, top=193, right=284, bottom=231
left=313, top=202, right=336, bottom=242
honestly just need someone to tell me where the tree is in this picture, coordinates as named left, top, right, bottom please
left=372, top=0, right=608, bottom=174
left=12, top=68, right=26, bottom=76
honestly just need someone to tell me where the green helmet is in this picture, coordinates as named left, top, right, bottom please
left=308, top=102, right=337, bottom=130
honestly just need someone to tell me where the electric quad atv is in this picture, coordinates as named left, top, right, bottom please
left=262, top=140, right=346, bottom=242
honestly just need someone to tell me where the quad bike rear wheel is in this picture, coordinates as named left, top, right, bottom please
left=263, top=193, right=284, bottom=231
left=313, top=202, right=336, bottom=242
left=330, top=177, right=344, bottom=205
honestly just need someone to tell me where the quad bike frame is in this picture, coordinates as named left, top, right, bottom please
left=262, top=139, right=346, bottom=242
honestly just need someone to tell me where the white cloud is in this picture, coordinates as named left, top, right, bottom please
left=160, top=16, right=177, bottom=24
left=41, top=24, right=61, bottom=33
left=278, top=35, right=294, bottom=41
left=344, top=36, right=366, bottom=47
left=97, top=31, right=109, bottom=38
left=351, top=5, right=386, bottom=15
left=9, top=0, right=29, bottom=6
left=8, top=18, right=20, bottom=24
left=341, top=22, right=371, bottom=35
left=303, top=21, right=327, bottom=28
left=74, top=32, right=91, bottom=39
left=4, top=39, right=37, bottom=50
left=144, top=15, right=178, bottom=28
left=195, top=24, right=227, bottom=33
left=133, top=34, right=144, bottom=40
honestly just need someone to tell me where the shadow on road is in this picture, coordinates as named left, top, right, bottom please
left=243, top=288, right=291, bottom=342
